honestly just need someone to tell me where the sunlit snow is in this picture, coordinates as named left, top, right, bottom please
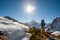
left=0, top=17, right=30, bottom=40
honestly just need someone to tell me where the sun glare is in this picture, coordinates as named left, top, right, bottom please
left=25, top=5, right=35, bottom=13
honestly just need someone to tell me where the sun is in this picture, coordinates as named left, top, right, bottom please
left=25, top=5, right=35, bottom=13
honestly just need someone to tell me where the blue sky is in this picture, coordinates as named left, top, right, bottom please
left=0, top=0, right=60, bottom=23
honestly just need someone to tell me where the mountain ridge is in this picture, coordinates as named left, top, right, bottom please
left=25, top=20, right=41, bottom=28
left=46, top=17, right=60, bottom=33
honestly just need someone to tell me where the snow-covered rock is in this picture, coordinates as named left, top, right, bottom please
left=46, top=17, right=60, bottom=32
left=52, top=31, right=60, bottom=36
left=0, top=16, right=30, bottom=40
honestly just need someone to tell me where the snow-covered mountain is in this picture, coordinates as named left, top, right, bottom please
left=25, top=20, right=48, bottom=28
left=0, top=16, right=31, bottom=40
left=46, top=17, right=60, bottom=33
left=25, top=20, right=40, bottom=28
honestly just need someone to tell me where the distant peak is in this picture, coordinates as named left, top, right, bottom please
left=55, top=17, right=60, bottom=20
left=4, top=16, right=12, bottom=19
left=30, top=20, right=38, bottom=24
left=31, top=20, right=36, bottom=22
left=52, top=17, right=60, bottom=23
left=4, top=16, right=14, bottom=20
left=4, top=16, right=19, bottom=22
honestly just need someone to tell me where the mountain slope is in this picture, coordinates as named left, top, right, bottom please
left=0, top=16, right=30, bottom=40
left=46, top=17, right=60, bottom=32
